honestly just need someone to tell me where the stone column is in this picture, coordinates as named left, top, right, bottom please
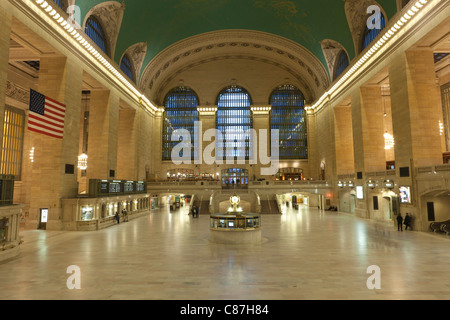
left=389, top=50, right=442, bottom=168
left=350, top=86, right=385, bottom=218
left=136, top=106, right=155, bottom=181
left=352, top=86, right=386, bottom=174
left=86, top=89, right=119, bottom=181
left=334, top=106, right=355, bottom=176
left=28, top=56, right=83, bottom=230
left=389, top=50, right=443, bottom=230
left=197, top=107, right=217, bottom=178
left=117, top=107, right=137, bottom=180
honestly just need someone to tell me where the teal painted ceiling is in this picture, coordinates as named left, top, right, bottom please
left=75, top=0, right=397, bottom=76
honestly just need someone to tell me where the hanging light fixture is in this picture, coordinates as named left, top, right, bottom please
left=384, top=132, right=395, bottom=150
left=78, top=153, right=88, bottom=170
left=439, top=120, right=444, bottom=136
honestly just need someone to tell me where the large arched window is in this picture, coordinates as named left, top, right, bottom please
left=120, top=54, right=135, bottom=82
left=334, top=50, right=350, bottom=80
left=85, top=16, right=108, bottom=55
left=361, top=13, right=386, bottom=52
left=270, top=85, right=307, bottom=159
left=216, top=86, right=253, bottom=160
left=162, top=87, right=199, bottom=161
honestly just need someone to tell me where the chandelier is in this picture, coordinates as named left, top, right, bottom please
left=78, top=153, right=88, bottom=170
left=384, top=132, right=395, bottom=150
left=440, top=120, right=444, bottom=136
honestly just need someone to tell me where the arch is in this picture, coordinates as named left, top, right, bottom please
left=269, top=84, right=307, bottom=159
left=84, top=15, right=109, bottom=56
left=334, top=50, right=350, bottom=80
left=216, top=85, right=253, bottom=161
left=345, top=0, right=389, bottom=56
left=120, top=42, right=147, bottom=84
left=162, top=86, right=199, bottom=161
left=120, top=54, right=135, bottom=82
left=83, top=1, right=125, bottom=59
left=140, top=30, right=330, bottom=104
left=320, top=39, right=350, bottom=82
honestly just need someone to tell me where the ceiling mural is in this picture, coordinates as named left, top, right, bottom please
left=73, top=0, right=397, bottom=79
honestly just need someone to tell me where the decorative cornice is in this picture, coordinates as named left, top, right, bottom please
left=140, top=30, right=330, bottom=104
left=5, top=80, right=30, bottom=105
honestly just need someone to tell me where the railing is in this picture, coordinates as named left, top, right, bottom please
left=0, top=218, right=7, bottom=244
left=148, top=180, right=332, bottom=190
left=417, top=164, right=450, bottom=174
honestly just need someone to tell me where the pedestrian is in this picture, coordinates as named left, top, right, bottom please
left=397, top=214, right=403, bottom=231
left=404, top=213, right=412, bottom=230
left=115, top=211, right=120, bottom=224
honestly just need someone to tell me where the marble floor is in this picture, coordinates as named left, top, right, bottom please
left=0, top=205, right=449, bottom=300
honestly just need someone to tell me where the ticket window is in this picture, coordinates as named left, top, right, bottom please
left=39, top=208, right=48, bottom=230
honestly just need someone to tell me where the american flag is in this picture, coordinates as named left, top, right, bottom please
left=28, top=89, right=66, bottom=139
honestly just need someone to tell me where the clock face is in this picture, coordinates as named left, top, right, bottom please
left=231, top=196, right=239, bottom=204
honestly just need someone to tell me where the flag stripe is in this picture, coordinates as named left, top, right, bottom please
left=29, top=114, right=65, bottom=129
left=44, top=107, right=65, bottom=120
left=28, top=127, right=64, bottom=139
left=45, top=95, right=65, bottom=109
left=45, top=101, right=65, bottom=114
left=37, top=112, right=65, bottom=125
left=28, top=120, right=64, bottom=135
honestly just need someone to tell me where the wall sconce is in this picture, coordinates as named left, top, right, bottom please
left=384, top=179, right=394, bottom=189
left=29, top=147, right=35, bottom=163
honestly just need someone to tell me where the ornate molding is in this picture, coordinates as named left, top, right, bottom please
left=320, top=39, right=348, bottom=81
left=140, top=30, right=330, bottom=104
left=121, top=42, right=147, bottom=83
left=5, top=80, right=30, bottom=105
left=345, top=0, right=387, bottom=54
left=83, top=1, right=125, bottom=58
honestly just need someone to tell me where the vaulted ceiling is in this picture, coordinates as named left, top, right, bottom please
left=75, top=0, right=397, bottom=78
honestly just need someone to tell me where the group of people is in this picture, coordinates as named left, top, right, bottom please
left=191, top=206, right=200, bottom=218
left=397, top=213, right=412, bottom=231
left=115, top=209, right=129, bottom=224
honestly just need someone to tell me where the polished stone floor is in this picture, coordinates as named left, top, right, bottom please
left=0, top=205, right=449, bottom=300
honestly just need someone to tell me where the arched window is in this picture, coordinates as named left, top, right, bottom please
left=334, top=50, right=350, bottom=80
left=162, top=87, right=199, bottom=161
left=53, top=0, right=68, bottom=12
left=216, top=86, right=253, bottom=160
left=85, top=16, right=108, bottom=55
left=270, top=85, right=307, bottom=159
left=120, top=54, right=135, bottom=82
left=361, top=13, right=386, bottom=52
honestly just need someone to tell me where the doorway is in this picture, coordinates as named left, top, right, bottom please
left=38, top=208, right=48, bottom=230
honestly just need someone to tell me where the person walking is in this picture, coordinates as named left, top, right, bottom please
left=404, top=213, right=412, bottom=230
left=397, top=214, right=403, bottom=231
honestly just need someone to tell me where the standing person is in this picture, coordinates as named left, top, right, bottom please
left=397, top=214, right=403, bottom=231
left=115, top=211, right=120, bottom=224
left=404, top=213, right=412, bottom=230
